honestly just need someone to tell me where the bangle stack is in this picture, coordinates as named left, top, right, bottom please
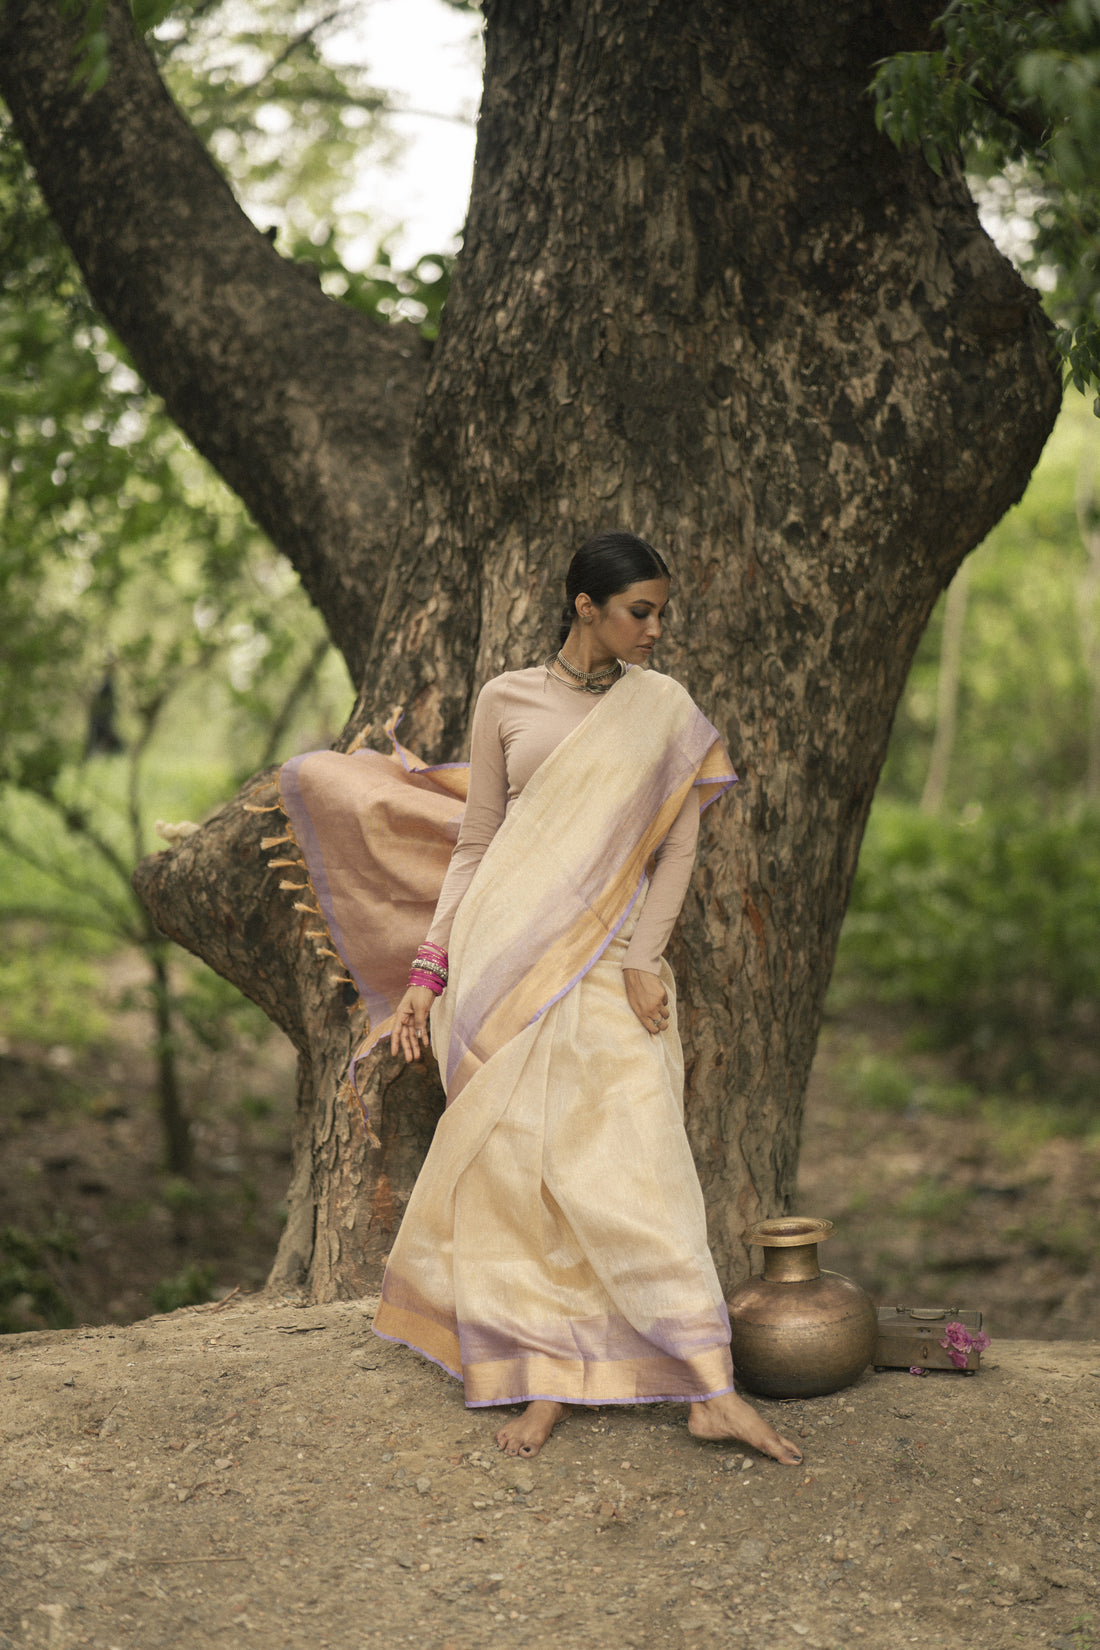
left=408, top=942, right=448, bottom=996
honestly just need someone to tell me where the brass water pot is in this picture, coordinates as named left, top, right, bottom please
left=727, top=1217, right=877, bottom=1399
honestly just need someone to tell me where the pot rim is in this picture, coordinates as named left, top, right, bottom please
left=745, top=1216, right=835, bottom=1248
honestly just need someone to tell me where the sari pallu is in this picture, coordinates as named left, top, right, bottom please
left=372, top=668, right=739, bottom=1406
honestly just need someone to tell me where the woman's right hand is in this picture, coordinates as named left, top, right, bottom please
left=390, top=986, right=437, bottom=1063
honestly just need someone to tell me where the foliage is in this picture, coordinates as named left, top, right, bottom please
left=292, top=233, right=452, bottom=339
left=0, top=926, right=115, bottom=1052
left=149, top=1261, right=216, bottom=1313
left=880, top=396, right=1098, bottom=809
left=0, top=1222, right=78, bottom=1332
left=0, top=47, right=358, bottom=1172
left=52, top=0, right=457, bottom=326
left=870, top=0, right=1100, bottom=402
left=836, top=799, right=1100, bottom=1090
left=0, top=0, right=467, bottom=1185
left=868, top=401, right=1100, bottom=1097
left=152, top=0, right=389, bottom=244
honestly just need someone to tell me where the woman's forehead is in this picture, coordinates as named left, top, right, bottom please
left=615, top=577, right=670, bottom=604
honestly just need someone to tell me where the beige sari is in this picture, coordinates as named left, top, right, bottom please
left=371, top=667, right=738, bottom=1406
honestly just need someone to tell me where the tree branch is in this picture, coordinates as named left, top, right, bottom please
left=217, top=9, right=345, bottom=105
left=0, top=0, right=426, bottom=680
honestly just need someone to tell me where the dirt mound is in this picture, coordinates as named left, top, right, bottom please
left=2, top=1295, right=1097, bottom=1650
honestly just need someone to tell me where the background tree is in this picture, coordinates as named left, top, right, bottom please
left=0, top=0, right=1061, bottom=1302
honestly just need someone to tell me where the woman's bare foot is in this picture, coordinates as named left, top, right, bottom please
left=495, top=1400, right=566, bottom=1458
left=688, top=1391, right=803, bottom=1465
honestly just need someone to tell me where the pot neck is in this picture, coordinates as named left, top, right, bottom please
left=761, top=1244, right=821, bottom=1283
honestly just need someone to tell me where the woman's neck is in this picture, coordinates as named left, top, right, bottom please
left=559, top=627, right=615, bottom=675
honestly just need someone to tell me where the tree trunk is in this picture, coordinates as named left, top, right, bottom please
left=5, top=0, right=1061, bottom=1300
left=147, top=943, right=192, bottom=1179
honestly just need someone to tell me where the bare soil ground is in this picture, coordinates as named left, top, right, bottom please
left=1, top=1296, right=1098, bottom=1650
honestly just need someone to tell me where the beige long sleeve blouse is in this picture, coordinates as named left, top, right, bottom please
left=425, top=666, right=699, bottom=975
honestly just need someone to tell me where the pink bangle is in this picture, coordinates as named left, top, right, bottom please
left=408, top=967, right=446, bottom=996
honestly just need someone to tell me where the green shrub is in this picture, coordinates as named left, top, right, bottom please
left=836, top=802, right=1100, bottom=1091
left=838, top=1051, right=915, bottom=1112
left=150, top=1262, right=216, bottom=1313
left=0, top=1222, right=77, bottom=1333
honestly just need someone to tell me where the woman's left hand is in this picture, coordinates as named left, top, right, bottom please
left=624, top=968, right=670, bottom=1036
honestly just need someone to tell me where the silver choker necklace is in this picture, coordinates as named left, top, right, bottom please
left=546, top=652, right=624, bottom=693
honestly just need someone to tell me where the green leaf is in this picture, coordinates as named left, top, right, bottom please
left=130, top=0, right=178, bottom=32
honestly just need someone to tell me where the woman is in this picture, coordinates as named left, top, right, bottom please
left=372, top=531, right=801, bottom=1465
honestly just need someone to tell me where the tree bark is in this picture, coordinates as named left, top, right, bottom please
left=7, top=0, right=1061, bottom=1299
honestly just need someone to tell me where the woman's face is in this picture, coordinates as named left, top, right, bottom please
left=579, top=576, right=670, bottom=666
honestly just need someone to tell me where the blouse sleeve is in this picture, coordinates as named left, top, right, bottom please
left=620, top=784, right=700, bottom=975
left=424, top=681, right=508, bottom=952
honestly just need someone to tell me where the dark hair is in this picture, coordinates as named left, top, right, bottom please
left=558, top=531, right=671, bottom=646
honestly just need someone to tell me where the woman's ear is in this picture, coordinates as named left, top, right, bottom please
left=574, top=593, right=595, bottom=624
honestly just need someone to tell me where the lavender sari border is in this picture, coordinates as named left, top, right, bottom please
left=451, top=754, right=737, bottom=1071
left=696, top=772, right=738, bottom=810
left=464, top=1385, right=737, bottom=1409
left=386, top=715, right=469, bottom=781
left=371, top=1325, right=462, bottom=1382
left=525, top=874, right=646, bottom=1031
left=370, top=1327, right=737, bottom=1408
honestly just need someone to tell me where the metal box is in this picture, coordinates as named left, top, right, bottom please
left=873, top=1307, right=985, bottom=1373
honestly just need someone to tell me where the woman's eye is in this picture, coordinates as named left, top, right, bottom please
left=631, top=609, right=649, bottom=619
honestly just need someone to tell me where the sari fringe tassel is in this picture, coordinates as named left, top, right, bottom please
left=261, top=776, right=368, bottom=1047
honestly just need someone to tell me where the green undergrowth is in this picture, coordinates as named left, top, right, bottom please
left=149, top=1262, right=216, bottom=1314
left=834, top=801, right=1100, bottom=1099
left=0, top=1222, right=78, bottom=1333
